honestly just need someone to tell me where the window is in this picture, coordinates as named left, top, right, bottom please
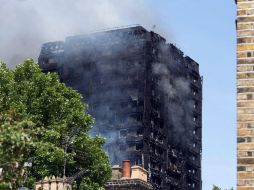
left=136, top=143, right=143, bottom=150
left=152, top=90, right=155, bottom=96
left=119, top=129, right=127, bottom=138
left=120, top=145, right=126, bottom=151
left=137, top=128, right=143, bottom=136
left=137, top=114, right=142, bottom=121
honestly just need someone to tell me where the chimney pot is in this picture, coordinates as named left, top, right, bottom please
left=122, top=160, right=131, bottom=178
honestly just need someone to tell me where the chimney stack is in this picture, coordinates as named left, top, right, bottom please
left=122, top=160, right=131, bottom=178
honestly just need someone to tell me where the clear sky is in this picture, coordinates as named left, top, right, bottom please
left=0, top=0, right=236, bottom=189
left=148, top=1, right=236, bottom=189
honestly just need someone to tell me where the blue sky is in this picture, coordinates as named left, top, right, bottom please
left=0, top=0, right=236, bottom=189
left=148, top=1, right=236, bottom=189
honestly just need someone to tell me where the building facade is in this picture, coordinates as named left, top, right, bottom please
left=38, top=25, right=202, bottom=190
left=236, top=1, right=254, bottom=189
left=35, top=177, right=72, bottom=190
left=104, top=160, right=153, bottom=190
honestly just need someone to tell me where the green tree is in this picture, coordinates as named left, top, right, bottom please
left=212, top=185, right=234, bottom=190
left=212, top=185, right=221, bottom=190
left=0, top=59, right=111, bottom=189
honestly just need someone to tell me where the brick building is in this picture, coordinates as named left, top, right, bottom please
left=38, top=25, right=202, bottom=190
left=236, top=1, right=254, bottom=189
left=104, top=160, right=153, bottom=190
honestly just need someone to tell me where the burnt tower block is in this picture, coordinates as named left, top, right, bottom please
left=38, top=25, right=202, bottom=190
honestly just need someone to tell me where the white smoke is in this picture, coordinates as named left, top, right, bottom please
left=0, top=0, right=167, bottom=67
left=152, top=58, right=194, bottom=145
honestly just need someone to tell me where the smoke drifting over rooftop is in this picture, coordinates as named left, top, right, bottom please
left=0, top=0, right=169, bottom=67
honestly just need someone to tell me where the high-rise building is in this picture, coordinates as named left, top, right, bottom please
left=236, top=1, right=254, bottom=189
left=38, top=25, right=202, bottom=190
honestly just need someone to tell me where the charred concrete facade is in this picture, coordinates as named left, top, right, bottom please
left=237, top=1, right=254, bottom=189
left=38, top=26, right=202, bottom=190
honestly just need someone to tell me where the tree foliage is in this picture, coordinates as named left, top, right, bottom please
left=0, top=60, right=111, bottom=189
left=212, top=185, right=221, bottom=190
left=212, top=185, right=234, bottom=190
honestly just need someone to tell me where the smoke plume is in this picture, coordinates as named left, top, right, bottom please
left=0, top=0, right=167, bottom=67
left=152, top=49, right=195, bottom=147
